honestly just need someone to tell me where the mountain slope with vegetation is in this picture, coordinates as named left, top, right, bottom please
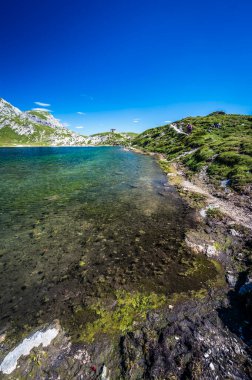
left=132, top=112, right=252, bottom=192
left=85, top=131, right=138, bottom=146
left=0, top=98, right=137, bottom=147
left=0, top=98, right=85, bottom=146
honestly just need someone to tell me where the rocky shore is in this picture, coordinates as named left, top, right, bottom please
left=1, top=147, right=252, bottom=380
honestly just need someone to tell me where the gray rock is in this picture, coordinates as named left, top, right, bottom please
left=226, top=273, right=237, bottom=287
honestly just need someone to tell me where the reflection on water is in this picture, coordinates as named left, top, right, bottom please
left=0, top=147, right=216, bottom=336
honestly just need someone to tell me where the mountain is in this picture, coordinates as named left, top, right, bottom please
left=132, top=112, right=252, bottom=192
left=0, top=99, right=137, bottom=147
left=0, top=98, right=86, bottom=146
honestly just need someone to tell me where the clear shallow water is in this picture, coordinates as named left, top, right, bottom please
left=0, top=147, right=216, bottom=337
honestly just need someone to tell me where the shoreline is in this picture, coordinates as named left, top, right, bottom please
left=0, top=145, right=252, bottom=379
left=0, top=144, right=114, bottom=148
left=126, top=145, right=252, bottom=377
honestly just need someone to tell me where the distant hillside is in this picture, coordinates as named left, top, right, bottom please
left=0, top=99, right=137, bottom=147
left=85, top=131, right=138, bottom=146
left=132, top=112, right=252, bottom=192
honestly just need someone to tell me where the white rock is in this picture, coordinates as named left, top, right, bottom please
left=101, top=364, right=110, bottom=380
left=0, top=327, right=59, bottom=375
left=230, top=229, right=240, bottom=237
left=199, top=208, right=207, bottom=218
left=206, top=245, right=217, bottom=257
left=210, top=362, right=215, bottom=371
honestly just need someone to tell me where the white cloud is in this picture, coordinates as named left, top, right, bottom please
left=34, top=102, right=51, bottom=107
left=76, top=126, right=84, bottom=129
left=165, top=120, right=172, bottom=123
left=77, top=112, right=86, bottom=115
left=62, top=122, right=70, bottom=127
left=133, top=118, right=140, bottom=123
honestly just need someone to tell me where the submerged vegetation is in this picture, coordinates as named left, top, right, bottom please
left=80, top=290, right=166, bottom=342
left=132, top=113, right=252, bottom=192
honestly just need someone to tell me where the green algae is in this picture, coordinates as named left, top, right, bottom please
left=79, top=290, right=166, bottom=342
left=207, top=259, right=226, bottom=288
left=179, top=257, right=206, bottom=277
left=76, top=284, right=220, bottom=344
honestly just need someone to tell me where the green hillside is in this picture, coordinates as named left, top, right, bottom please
left=85, top=132, right=138, bottom=145
left=0, top=124, right=73, bottom=146
left=132, top=112, right=252, bottom=192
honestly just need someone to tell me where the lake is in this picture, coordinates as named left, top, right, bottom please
left=0, top=146, right=217, bottom=339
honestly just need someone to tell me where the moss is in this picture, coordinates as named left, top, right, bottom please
left=178, top=189, right=207, bottom=209
left=213, top=237, right=232, bottom=252
left=208, top=259, right=226, bottom=288
left=77, top=273, right=223, bottom=343
left=79, top=290, right=166, bottom=342
left=179, top=258, right=205, bottom=277
left=206, top=207, right=223, bottom=219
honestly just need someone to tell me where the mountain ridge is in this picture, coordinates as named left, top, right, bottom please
left=0, top=98, right=137, bottom=146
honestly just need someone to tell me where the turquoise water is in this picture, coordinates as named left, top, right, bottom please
left=0, top=147, right=216, bottom=338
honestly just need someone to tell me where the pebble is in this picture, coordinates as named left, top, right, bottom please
left=101, top=364, right=110, bottom=380
left=206, top=245, right=217, bottom=257
left=230, top=229, right=240, bottom=237
left=210, top=362, right=215, bottom=371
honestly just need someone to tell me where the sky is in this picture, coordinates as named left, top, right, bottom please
left=0, top=0, right=252, bottom=135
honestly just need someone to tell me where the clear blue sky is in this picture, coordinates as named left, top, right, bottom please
left=1, top=0, right=251, bottom=135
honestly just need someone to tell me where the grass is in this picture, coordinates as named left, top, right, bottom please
left=27, top=110, right=50, bottom=120
left=89, top=131, right=137, bottom=146
left=206, top=207, right=224, bottom=219
left=0, top=124, right=70, bottom=146
left=133, top=113, right=252, bottom=192
left=0, top=126, right=31, bottom=145
left=0, top=101, right=77, bottom=146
